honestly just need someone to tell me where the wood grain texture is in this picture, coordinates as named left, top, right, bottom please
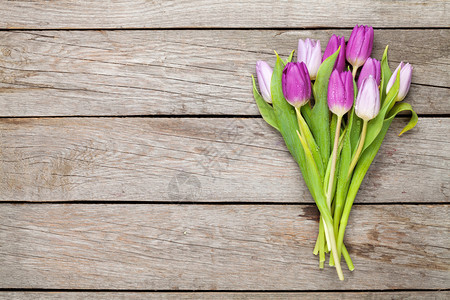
left=0, top=1, right=448, bottom=29
left=0, top=30, right=448, bottom=117
left=1, top=291, right=449, bottom=299
left=0, top=204, right=448, bottom=289
left=0, top=117, right=448, bottom=203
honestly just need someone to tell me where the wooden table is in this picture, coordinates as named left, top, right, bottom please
left=0, top=1, right=449, bottom=299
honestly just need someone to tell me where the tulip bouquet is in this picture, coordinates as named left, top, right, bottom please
left=252, top=25, right=417, bottom=280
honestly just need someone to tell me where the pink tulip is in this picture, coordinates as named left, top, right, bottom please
left=386, top=62, right=413, bottom=101
left=346, top=25, right=374, bottom=69
left=282, top=62, right=311, bottom=108
left=323, top=35, right=346, bottom=72
left=328, top=70, right=354, bottom=116
left=255, top=60, right=273, bottom=103
left=298, top=38, right=322, bottom=80
left=355, top=75, right=380, bottom=121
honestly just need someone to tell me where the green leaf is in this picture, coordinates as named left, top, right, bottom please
left=251, top=75, right=280, bottom=131
left=296, top=108, right=325, bottom=178
left=333, top=107, right=356, bottom=235
left=379, top=46, right=392, bottom=106
left=271, top=52, right=327, bottom=215
left=330, top=114, right=338, bottom=150
left=323, top=135, right=343, bottom=199
left=283, top=50, right=295, bottom=65
left=336, top=100, right=418, bottom=257
left=270, top=53, right=308, bottom=186
left=301, top=104, right=313, bottom=129
left=350, top=117, right=362, bottom=155
left=387, top=102, right=419, bottom=136
left=310, top=47, right=340, bottom=167
left=296, top=130, right=333, bottom=226
left=362, top=67, right=400, bottom=152
left=350, top=78, right=362, bottom=154
left=350, top=102, right=418, bottom=196
left=272, top=54, right=342, bottom=278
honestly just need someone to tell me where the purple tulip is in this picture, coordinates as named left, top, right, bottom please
left=323, top=35, right=346, bottom=72
left=346, top=25, right=374, bottom=69
left=355, top=75, right=380, bottom=121
left=298, top=38, right=322, bottom=80
left=357, top=57, right=381, bottom=89
left=255, top=60, right=273, bottom=103
left=327, top=70, right=354, bottom=116
left=386, top=62, right=413, bottom=101
left=282, top=62, right=311, bottom=108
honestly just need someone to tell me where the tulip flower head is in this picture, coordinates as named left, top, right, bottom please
left=355, top=75, right=380, bottom=121
left=298, top=38, right=322, bottom=80
left=323, top=35, right=346, bottom=72
left=346, top=25, right=374, bottom=69
left=255, top=60, right=273, bottom=103
left=357, top=58, right=381, bottom=89
left=282, top=62, right=311, bottom=108
left=386, top=62, right=413, bottom=101
left=327, top=70, right=354, bottom=117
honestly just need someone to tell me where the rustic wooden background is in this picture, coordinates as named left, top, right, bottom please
left=0, top=1, right=449, bottom=299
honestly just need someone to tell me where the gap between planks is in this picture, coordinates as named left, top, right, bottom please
left=1, top=27, right=450, bottom=31
left=0, top=291, right=449, bottom=300
left=0, top=115, right=447, bottom=119
left=0, top=202, right=448, bottom=205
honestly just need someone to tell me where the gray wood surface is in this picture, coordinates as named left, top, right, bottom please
left=1, top=291, right=449, bottom=300
left=0, top=118, right=448, bottom=203
left=0, top=204, right=448, bottom=290
left=0, top=30, right=448, bottom=117
left=0, top=1, right=448, bottom=29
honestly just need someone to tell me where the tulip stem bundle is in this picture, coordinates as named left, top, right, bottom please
left=252, top=24, right=417, bottom=281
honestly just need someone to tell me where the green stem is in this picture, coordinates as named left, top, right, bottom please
left=323, top=217, right=344, bottom=280
left=331, top=241, right=354, bottom=270
left=347, top=120, right=368, bottom=179
left=342, top=244, right=355, bottom=271
left=322, top=218, right=331, bottom=252
left=313, top=232, right=320, bottom=255
left=319, top=216, right=325, bottom=269
left=326, top=115, right=342, bottom=209
left=352, top=66, right=358, bottom=79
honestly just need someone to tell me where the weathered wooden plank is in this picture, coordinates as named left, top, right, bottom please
left=0, top=30, right=448, bottom=117
left=0, top=118, right=448, bottom=203
left=0, top=1, right=448, bottom=29
left=1, top=291, right=448, bottom=299
left=0, top=204, right=448, bottom=289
